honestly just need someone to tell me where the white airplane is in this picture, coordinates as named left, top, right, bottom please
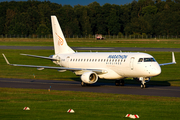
left=2, top=16, right=176, bottom=88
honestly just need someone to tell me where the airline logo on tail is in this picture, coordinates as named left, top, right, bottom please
left=55, top=32, right=64, bottom=46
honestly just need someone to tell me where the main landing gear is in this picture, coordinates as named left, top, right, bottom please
left=81, top=82, right=90, bottom=87
left=115, top=80, right=124, bottom=86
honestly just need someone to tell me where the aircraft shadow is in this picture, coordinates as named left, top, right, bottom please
left=70, top=77, right=172, bottom=88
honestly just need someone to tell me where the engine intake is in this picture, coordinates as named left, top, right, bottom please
left=81, top=72, right=98, bottom=84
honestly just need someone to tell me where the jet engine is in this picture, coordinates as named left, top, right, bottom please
left=81, top=72, right=98, bottom=84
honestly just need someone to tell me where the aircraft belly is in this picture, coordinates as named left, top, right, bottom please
left=98, top=71, right=123, bottom=79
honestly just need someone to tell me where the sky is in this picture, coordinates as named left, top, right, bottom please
left=1, top=0, right=135, bottom=6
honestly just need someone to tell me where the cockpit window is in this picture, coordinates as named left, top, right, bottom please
left=144, top=58, right=156, bottom=62
left=138, top=58, right=143, bottom=62
left=138, top=58, right=156, bottom=62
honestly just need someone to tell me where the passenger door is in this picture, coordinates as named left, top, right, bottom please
left=130, top=57, right=135, bottom=70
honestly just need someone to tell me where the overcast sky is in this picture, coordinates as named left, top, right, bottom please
left=1, top=0, right=135, bottom=6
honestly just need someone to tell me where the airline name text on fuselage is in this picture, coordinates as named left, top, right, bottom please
left=107, top=55, right=128, bottom=59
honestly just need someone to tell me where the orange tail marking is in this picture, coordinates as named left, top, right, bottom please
left=55, top=33, right=64, bottom=46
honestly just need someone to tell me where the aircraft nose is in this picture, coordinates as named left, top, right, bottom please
left=151, top=65, right=161, bottom=76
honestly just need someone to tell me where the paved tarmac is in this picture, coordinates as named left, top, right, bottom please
left=0, top=78, right=180, bottom=97
left=1, top=46, right=180, bottom=52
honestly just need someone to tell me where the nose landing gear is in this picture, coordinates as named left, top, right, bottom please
left=141, top=84, right=146, bottom=88
left=139, top=77, right=150, bottom=88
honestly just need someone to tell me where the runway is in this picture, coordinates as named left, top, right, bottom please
left=0, top=78, right=180, bottom=97
left=1, top=46, right=180, bottom=52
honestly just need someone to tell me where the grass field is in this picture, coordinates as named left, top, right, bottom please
left=0, top=38, right=180, bottom=48
left=0, top=88, right=180, bottom=120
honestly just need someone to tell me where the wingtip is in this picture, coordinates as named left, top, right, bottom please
left=2, top=53, right=10, bottom=65
left=172, top=52, right=176, bottom=64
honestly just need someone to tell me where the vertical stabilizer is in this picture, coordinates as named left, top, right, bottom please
left=51, top=16, right=75, bottom=54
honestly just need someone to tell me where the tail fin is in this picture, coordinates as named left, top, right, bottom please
left=51, top=16, right=75, bottom=54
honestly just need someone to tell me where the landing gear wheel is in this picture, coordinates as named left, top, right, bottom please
left=120, top=80, right=124, bottom=86
left=81, top=82, right=86, bottom=87
left=141, top=84, right=146, bottom=88
left=115, top=80, right=120, bottom=86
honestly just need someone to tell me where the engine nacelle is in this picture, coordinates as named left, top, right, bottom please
left=81, top=72, right=98, bottom=84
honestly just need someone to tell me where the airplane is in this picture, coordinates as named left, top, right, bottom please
left=2, top=16, right=176, bottom=88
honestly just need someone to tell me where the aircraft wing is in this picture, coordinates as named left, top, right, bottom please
left=2, top=54, right=107, bottom=74
left=20, top=53, right=58, bottom=60
left=159, top=52, right=176, bottom=66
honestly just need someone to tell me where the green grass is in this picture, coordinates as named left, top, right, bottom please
left=0, top=88, right=180, bottom=120
left=1, top=49, right=180, bottom=86
left=0, top=38, right=180, bottom=48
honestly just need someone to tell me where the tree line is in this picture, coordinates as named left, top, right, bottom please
left=0, top=0, right=180, bottom=37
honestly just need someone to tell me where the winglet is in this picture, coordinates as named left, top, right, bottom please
left=172, top=52, right=176, bottom=64
left=2, top=54, right=10, bottom=65
left=159, top=52, right=176, bottom=66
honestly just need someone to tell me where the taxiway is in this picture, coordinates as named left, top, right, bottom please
left=0, top=78, right=180, bottom=97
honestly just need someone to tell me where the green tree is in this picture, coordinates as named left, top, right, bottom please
left=8, top=22, right=27, bottom=35
left=27, top=6, right=40, bottom=35
left=106, top=5, right=122, bottom=35
left=36, top=24, right=50, bottom=35
left=142, top=5, right=158, bottom=15
left=88, top=2, right=101, bottom=34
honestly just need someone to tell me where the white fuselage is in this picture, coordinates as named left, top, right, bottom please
left=55, top=52, right=161, bottom=80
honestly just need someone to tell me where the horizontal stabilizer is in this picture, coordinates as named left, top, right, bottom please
left=20, top=53, right=59, bottom=60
